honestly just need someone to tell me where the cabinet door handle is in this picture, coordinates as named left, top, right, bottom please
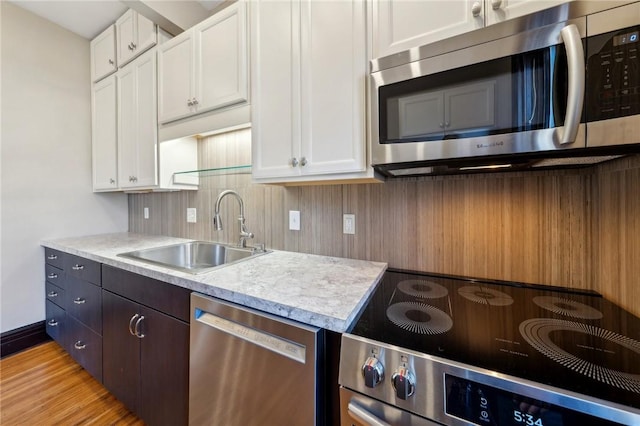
left=491, top=0, right=502, bottom=9
left=47, top=291, right=58, bottom=298
left=47, top=273, right=58, bottom=280
left=73, top=297, right=86, bottom=305
left=47, top=254, right=58, bottom=260
left=471, top=1, right=482, bottom=17
left=108, top=58, right=115, bottom=65
left=134, top=316, right=145, bottom=338
left=74, top=341, right=86, bottom=350
left=291, top=157, right=299, bottom=167
left=131, top=42, right=137, bottom=50
left=72, top=264, right=84, bottom=271
left=47, top=319, right=59, bottom=327
left=300, top=157, right=307, bottom=167
left=110, top=178, right=116, bottom=184
left=129, top=314, right=140, bottom=336
left=187, top=99, right=193, bottom=107
left=192, top=98, right=198, bottom=106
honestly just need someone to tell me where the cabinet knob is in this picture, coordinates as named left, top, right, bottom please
left=128, top=42, right=136, bottom=51
left=192, top=98, right=199, bottom=106
left=129, top=176, right=138, bottom=183
left=471, top=1, right=482, bottom=17
left=492, top=0, right=503, bottom=10
left=110, top=178, right=116, bottom=184
left=291, top=157, right=299, bottom=167
left=300, top=157, right=307, bottom=167
left=187, top=99, right=193, bottom=107
left=108, top=58, right=114, bottom=65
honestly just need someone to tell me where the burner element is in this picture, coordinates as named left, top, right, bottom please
left=386, top=302, right=453, bottom=335
left=520, top=318, right=640, bottom=393
left=398, top=279, right=449, bottom=299
left=458, top=286, right=514, bottom=306
left=532, top=296, right=603, bottom=320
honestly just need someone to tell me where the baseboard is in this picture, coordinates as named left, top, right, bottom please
left=0, top=321, right=51, bottom=359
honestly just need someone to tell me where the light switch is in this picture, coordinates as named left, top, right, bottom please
left=289, top=210, right=301, bottom=231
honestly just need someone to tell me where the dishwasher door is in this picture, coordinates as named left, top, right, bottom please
left=189, top=293, right=323, bottom=426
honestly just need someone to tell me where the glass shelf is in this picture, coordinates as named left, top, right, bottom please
left=173, top=164, right=252, bottom=178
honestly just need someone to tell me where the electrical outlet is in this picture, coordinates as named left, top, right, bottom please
left=289, top=210, right=301, bottom=231
left=343, top=214, right=355, bottom=235
left=144, top=207, right=149, bottom=219
left=187, top=208, right=197, bottom=223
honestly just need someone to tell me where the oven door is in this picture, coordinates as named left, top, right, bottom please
left=340, top=387, right=440, bottom=426
left=371, top=18, right=586, bottom=169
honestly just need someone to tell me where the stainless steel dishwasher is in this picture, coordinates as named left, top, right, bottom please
left=189, top=293, right=324, bottom=425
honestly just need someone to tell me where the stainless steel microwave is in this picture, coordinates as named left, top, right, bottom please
left=371, top=1, right=640, bottom=177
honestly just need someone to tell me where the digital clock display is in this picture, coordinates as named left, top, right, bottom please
left=444, top=375, right=622, bottom=426
left=613, top=31, right=639, bottom=46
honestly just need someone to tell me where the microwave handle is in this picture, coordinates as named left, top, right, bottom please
left=559, top=24, right=585, bottom=145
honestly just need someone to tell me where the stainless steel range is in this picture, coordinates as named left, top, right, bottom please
left=339, top=269, right=640, bottom=425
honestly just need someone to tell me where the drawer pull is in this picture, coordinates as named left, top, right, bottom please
left=129, top=314, right=140, bottom=336
left=74, top=341, right=86, bottom=350
left=47, top=319, right=59, bottom=327
left=47, top=291, right=58, bottom=298
left=72, top=264, right=85, bottom=271
left=47, top=273, right=58, bottom=279
left=73, top=297, right=86, bottom=305
left=47, top=254, right=58, bottom=260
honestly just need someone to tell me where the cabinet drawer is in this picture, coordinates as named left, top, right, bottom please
left=65, top=255, right=101, bottom=286
left=66, top=276, right=102, bottom=334
left=45, top=300, right=67, bottom=348
left=44, top=248, right=65, bottom=269
left=45, top=264, right=65, bottom=289
left=68, top=316, right=103, bottom=383
left=45, top=281, right=65, bottom=309
left=103, top=265, right=191, bottom=322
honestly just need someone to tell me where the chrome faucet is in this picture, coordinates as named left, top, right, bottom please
left=213, top=190, right=254, bottom=248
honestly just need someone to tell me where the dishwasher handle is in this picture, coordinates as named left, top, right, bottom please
left=195, top=309, right=307, bottom=364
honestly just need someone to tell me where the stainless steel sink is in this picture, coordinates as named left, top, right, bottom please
left=118, top=241, right=269, bottom=274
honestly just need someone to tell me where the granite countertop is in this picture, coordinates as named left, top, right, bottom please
left=41, top=233, right=387, bottom=333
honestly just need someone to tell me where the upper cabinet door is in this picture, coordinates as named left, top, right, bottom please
left=371, top=0, right=484, bottom=59
left=92, top=75, right=118, bottom=191
left=91, top=25, right=117, bottom=83
left=194, top=1, right=248, bottom=114
left=486, top=0, right=573, bottom=26
left=299, top=0, right=367, bottom=175
left=157, top=33, right=195, bottom=124
left=116, top=9, right=157, bottom=67
left=116, top=10, right=136, bottom=66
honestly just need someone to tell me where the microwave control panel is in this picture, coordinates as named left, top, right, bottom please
left=587, top=25, right=640, bottom=121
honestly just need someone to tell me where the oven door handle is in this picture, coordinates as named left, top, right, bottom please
left=347, top=400, right=392, bottom=426
left=558, top=24, right=585, bottom=145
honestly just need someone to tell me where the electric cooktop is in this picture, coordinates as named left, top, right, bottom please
left=349, top=269, right=640, bottom=410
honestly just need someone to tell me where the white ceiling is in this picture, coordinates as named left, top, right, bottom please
left=8, top=0, right=222, bottom=40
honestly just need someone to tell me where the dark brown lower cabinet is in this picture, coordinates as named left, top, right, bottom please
left=102, top=290, right=189, bottom=426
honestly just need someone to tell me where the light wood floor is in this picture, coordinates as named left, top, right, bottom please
left=0, top=341, right=144, bottom=425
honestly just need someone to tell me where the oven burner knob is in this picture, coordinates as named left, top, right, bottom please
left=362, top=357, right=384, bottom=388
left=392, top=366, right=416, bottom=400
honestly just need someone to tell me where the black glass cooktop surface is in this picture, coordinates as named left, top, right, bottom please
left=350, top=269, right=640, bottom=409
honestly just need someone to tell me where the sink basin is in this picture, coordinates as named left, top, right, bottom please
left=118, top=241, right=269, bottom=274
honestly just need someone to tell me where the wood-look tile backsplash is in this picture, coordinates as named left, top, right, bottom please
left=129, top=128, right=640, bottom=317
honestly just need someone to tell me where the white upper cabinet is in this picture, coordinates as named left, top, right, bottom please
left=251, top=0, right=369, bottom=182
left=92, top=75, right=118, bottom=191
left=117, top=49, right=158, bottom=189
left=371, top=0, right=484, bottom=58
left=486, top=0, right=574, bottom=26
left=116, top=9, right=157, bottom=67
left=158, top=2, right=248, bottom=124
left=371, top=0, right=573, bottom=58
left=91, top=25, right=117, bottom=83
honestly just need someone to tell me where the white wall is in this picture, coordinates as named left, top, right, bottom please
left=1, top=2, right=129, bottom=333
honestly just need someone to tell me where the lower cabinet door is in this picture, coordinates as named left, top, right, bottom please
left=45, top=300, right=67, bottom=349
left=102, top=290, right=141, bottom=413
left=139, top=306, right=189, bottom=426
left=67, top=316, right=103, bottom=382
